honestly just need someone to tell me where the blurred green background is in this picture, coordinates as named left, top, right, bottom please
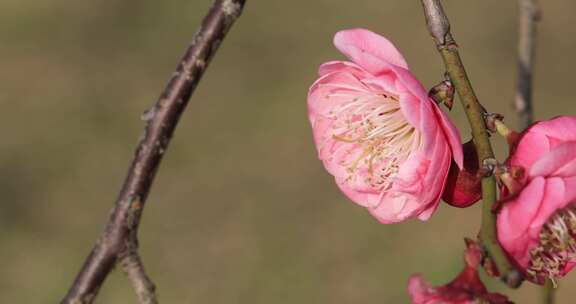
left=1, top=0, right=576, bottom=303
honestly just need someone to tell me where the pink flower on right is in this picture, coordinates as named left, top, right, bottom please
left=497, top=115, right=576, bottom=284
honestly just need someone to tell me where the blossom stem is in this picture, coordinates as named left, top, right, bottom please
left=419, top=0, right=523, bottom=288
left=542, top=280, right=556, bottom=304
left=543, top=279, right=556, bottom=304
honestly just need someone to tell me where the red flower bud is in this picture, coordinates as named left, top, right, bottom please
left=408, top=240, right=512, bottom=304
left=442, top=141, right=481, bottom=207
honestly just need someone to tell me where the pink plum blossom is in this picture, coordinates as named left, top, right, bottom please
left=497, top=116, right=576, bottom=284
left=307, top=28, right=463, bottom=223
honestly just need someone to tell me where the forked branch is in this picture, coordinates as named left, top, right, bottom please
left=60, top=1, right=246, bottom=303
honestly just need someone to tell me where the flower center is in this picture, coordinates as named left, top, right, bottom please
left=528, top=204, right=576, bottom=285
left=328, top=91, right=421, bottom=192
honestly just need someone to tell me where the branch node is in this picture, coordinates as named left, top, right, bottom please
left=420, top=0, right=453, bottom=46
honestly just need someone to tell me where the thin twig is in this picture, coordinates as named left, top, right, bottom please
left=419, top=0, right=523, bottom=288
left=120, top=252, right=157, bottom=304
left=517, top=0, right=548, bottom=301
left=60, top=1, right=246, bottom=303
left=515, top=0, right=540, bottom=130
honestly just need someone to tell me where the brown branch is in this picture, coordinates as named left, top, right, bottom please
left=419, top=0, right=523, bottom=288
left=120, top=252, right=157, bottom=304
left=515, top=0, right=540, bottom=130
left=60, top=1, right=246, bottom=303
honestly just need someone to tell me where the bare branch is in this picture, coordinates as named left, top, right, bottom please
left=120, top=252, right=158, bottom=304
left=420, top=0, right=453, bottom=46
left=420, top=0, right=523, bottom=288
left=515, top=0, right=540, bottom=129
left=60, top=1, right=247, bottom=303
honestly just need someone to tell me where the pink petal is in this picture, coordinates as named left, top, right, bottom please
left=362, top=74, right=400, bottom=95
left=399, top=93, right=422, bottom=130
left=307, top=70, right=369, bottom=118
left=530, top=116, right=576, bottom=142
left=417, top=203, right=439, bottom=221
left=529, top=141, right=576, bottom=178
left=510, top=130, right=551, bottom=170
left=370, top=156, right=436, bottom=223
left=562, top=260, right=576, bottom=277
left=563, top=176, right=576, bottom=204
left=432, top=104, right=463, bottom=168
left=529, top=177, right=569, bottom=234
left=418, top=102, right=441, bottom=159
left=334, top=28, right=408, bottom=73
left=368, top=193, right=416, bottom=224
left=336, top=182, right=380, bottom=208
left=497, top=177, right=546, bottom=268
left=417, top=130, right=452, bottom=213
left=394, top=152, right=430, bottom=195
left=388, top=64, right=429, bottom=102
left=512, top=116, right=576, bottom=170
left=318, top=60, right=366, bottom=77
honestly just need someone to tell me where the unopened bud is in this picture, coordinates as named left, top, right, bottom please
left=443, top=141, right=481, bottom=207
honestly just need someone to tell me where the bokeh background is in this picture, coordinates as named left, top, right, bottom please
left=2, top=0, right=576, bottom=303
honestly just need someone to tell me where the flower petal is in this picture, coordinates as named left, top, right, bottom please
left=307, top=70, right=369, bottom=118
left=510, top=129, right=551, bottom=170
left=497, top=177, right=546, bottom=268
left=334, top=28, right=408, bottom=72
left=318, top=60, right=365, bottom=77
left=432, top=104, right=463, bottom=168
left=529, top=116, right=576, bottom=143
left=336, top=182, right=380, bottom=208
left=398, top=93, right=422, bottom=130
left=389, top=64, right=429, bottom=102
left=369, top=193, right=417, bottom=224
left=529, top=141, right=576, bottom=178
left=529, top=177, right=569, bottom=234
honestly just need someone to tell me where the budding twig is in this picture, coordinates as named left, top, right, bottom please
left=60, top=1, right=246, bottom=303
left=515, top=0, right=540, bottom=130
left=429, top=77, right=455, bottom=110
left=419, top=0, right=523, bottom=288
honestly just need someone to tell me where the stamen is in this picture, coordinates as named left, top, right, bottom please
left=327, top=91, right=422, bottom=192
left=528, top=204, right=576, bottom=283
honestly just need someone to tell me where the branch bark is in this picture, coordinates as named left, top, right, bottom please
left=515, top=0, right=540, bottom=130
left=60, top=1, right=246, bottom=303
left=120, top=252, right=157, bottom=304
left=419, top=0, right=523, bottom=288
